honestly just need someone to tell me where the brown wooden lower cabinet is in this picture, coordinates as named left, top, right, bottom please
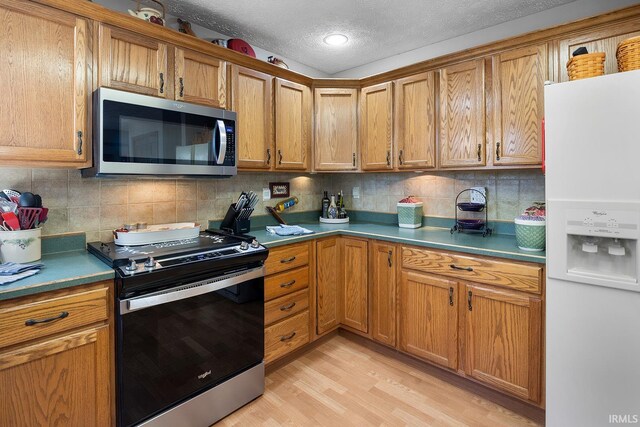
left=316, top=238, right=341, bottom=335
left=0, top=281, right=112, bottom=426
left=340, top=238, right=368, bottom=332
left=399, top=271, right=458, bottom=370
left=370, top=242, right=397, bottom=346
left=464, top=283, right=542, bottom=403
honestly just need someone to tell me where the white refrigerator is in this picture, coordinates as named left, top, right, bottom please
left=545, top=70, right=640, bottom=426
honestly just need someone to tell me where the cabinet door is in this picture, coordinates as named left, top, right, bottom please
left=395, top=72, right=436, bottom=170
left=361, top=82, right=393, bottom=170
left=175, top=47, right=226, bottom=108
left=314, top=88, right=359, bottom=171
left=493, top=44, right=546, bottom=165
left=0, top=326, right=111, bottom=426
left=341, top=238, right=368, bottom=332
left=400, top=271, right=458, bottom=369
left=99, top=25, right=168, bottom=97
left=558, top=22, right=640, bottom=82
left=439, top=59, right=485, bottom=168
left=465, top=284, right=542, bottom=402
left=316, top=238, right=341, bottom=335
left=274, top=79, right=311, bottom=170
left=371, top=242, right=397, bottom=346
left=231, top=66, right=273, bottom=169
left=0, top=2, right=88, bottom=166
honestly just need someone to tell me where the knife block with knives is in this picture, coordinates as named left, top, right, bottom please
left=220, top=191, right=259, bottom=235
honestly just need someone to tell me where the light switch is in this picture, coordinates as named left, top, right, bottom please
left=352, top=186, right=360, bottom=199
left=263, top=188, right=271, bottom=200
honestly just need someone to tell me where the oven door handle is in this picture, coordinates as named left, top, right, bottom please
left=120, top=266, right=265, bottom=314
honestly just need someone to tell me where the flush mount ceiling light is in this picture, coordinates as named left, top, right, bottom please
left=323, top=34, right=348, bottom=46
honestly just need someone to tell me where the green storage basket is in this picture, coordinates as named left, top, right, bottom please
left=397, top=202, right=423, bottom=229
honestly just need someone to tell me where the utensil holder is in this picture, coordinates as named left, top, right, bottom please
left=0, top=228, right=41, bottom=263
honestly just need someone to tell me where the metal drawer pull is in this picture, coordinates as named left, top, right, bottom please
left=25, top=311, right=69, bottom=326
left=477, top=143, right=482, bottom=162
left=449, top=287, right=454, bottom=306
left=280, top=280, right=296, bottom=288
left=159, top=72, right=164, bottom=93
left=278, top=149, right=283, bottom=165
left=280, top=302, right=296, bottom=311
left=450, top=264, right=473, bottom=272
left=280, top=331, right=296, bottom=342
left=496, top=141, right=501, bottom=161
left=266, top=148, right=271, bottom=165
left=179, top=77, right=184, bottom=97
left=386, top=150, right=391, bottom=166
left=388, top=250, right=393, bottom=267
left=77, top=131, right=83, bottom=155
left=468, top=291, right=473, bottom=311
left=399, top=149, right=404, bottom=165
left=280, top=256, right=296, bottom=263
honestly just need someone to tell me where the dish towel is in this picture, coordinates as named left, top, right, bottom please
left=0, top=262, right=44, bottom=285
left=266, top=225, right=314, bottom=236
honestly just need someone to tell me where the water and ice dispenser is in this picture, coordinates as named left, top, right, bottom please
left=547, top=200, right=640, bottom=292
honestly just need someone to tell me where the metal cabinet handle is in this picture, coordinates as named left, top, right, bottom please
left=25, top=311, right=69, bottom=326
left=496, top=142, right=501, bottom=161
left=278, top=149, right=283, bottom=165
left=387, top=250, right=393, bottom=267
left=179, top=77, right=184, bottom=97
left=280, top=280, right=296, bottom=288
left=399, top=149, right=404, bottom=165
left=449, top=287, right=454, bottom=306
left=280, top=256, right=296, bottom=264
left=467, top=291, right=473, bottom=311
left=266, top=148, right=271, bottom=165
left=352, top=152, right=356, bottom=167
left=280, top=331, right=296, bottom=342
left=450, top=264, right=473, bottom=272
left=76, top=131, right=83, bottom=155
left=159, top=72, right=164, bottom=93
left=386, top=150, right=391, bottom=166
left=280, top=302, right=296, bottom=311
left=477, top=143, right=482, bottom=162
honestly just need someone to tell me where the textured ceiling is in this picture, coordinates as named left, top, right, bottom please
left=163, top=0, right=576, bottom=75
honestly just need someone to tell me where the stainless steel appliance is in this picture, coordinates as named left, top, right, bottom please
left=83, top=88, right=236, bottom=177
left=88, top=231, right=268, bottom=427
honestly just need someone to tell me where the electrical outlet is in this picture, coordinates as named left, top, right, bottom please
left=352, top=186, right=360, bottom=199
left=263, top=188, right=271, bottom=201
left=470, top=187, right=486, bottom=204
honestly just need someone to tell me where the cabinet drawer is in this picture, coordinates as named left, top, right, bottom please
left=265, top=310, right=309, bottom=364
left=265, top=288, right=309, bottom=326
left=402, top=247, right=542, bottom=293
left=264, top=242, right=310, bottom=275
left=265, top=266, right=309, bottom=301
left=0, top=287, right=109, bottom=349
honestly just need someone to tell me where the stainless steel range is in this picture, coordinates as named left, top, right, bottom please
left=88, top=230, right=268, bottom=427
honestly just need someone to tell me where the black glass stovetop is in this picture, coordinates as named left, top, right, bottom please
left=87, top=230, right=253, bottom=268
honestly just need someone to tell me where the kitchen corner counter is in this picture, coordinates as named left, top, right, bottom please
left=251, top=223, right=546, bottom=264
left=0, top=247, right=114, bottom=301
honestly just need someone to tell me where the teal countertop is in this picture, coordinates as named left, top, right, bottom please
left=0, top=235, right=114, bottom=302
left=251, top=222, right=546, bottom=264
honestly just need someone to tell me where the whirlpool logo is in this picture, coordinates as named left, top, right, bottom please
left=197, top=370, right=212, bottom=380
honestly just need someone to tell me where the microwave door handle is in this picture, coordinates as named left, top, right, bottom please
left=215, top=119, right=227, bottom=165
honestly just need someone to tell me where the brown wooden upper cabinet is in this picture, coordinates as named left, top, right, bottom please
left=274, top=79, right=311, bottom=170
left=314, top=88, right=359, bottom=171
left=439, top=59, right=486, bottom=168
left=231, top=65, right=273, bottom=169
left=99, top=24, right=226, bottom=107
left=175, top=47, right=226, bottom=108
left=0, top=1, right=89, bottom=167
left=360, top=82, right=394, bottom=170
left=558, top=21, right=640, bottom=82
left=394, top=72, right=437, bottom=170
left=464, top=284, right=542, bottom=403
left=492, top=44, right=547, bottom=166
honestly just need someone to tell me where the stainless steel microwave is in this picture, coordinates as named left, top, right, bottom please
left=83, top=88, right=236, bottom=177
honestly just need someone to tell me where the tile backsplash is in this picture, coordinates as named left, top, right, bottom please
left=0, top=167, right=544, bottom=241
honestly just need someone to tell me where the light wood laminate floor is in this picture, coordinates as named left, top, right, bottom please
left=216, top=335, right=542, bottom=426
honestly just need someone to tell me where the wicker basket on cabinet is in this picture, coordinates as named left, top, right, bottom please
left=617, top=36, right=640, bottom=72
left=566, top=52, right=606, bottom=80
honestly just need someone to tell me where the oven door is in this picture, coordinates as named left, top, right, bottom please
left=116, top=267, right=264, bottom=427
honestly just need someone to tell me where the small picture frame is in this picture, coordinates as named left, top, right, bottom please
left=269, top=182, right=290, bottom=198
